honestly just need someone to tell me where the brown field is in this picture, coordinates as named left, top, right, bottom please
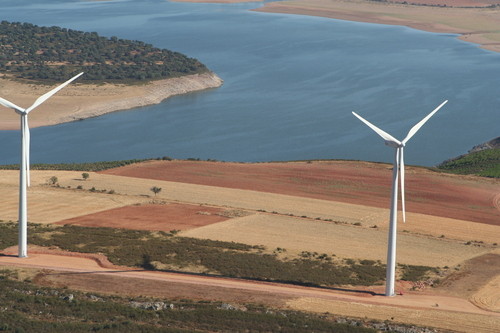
left=56, top=203, right=229, bottom=232
left=390, top=0, right=500, bottom=6
left=0, top=159, right=499, bottom=332
left=101, top=160, right=500, bottom=226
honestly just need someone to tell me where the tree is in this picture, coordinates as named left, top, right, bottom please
left=150, top=186, right=162, bottom=197
left=82, top=172, right=89, bottom=181
left=49, top=176, right=58, bottom=185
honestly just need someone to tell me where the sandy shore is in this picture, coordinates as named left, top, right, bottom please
left=253, top=0, right=500, bottom=52
left=171, top=0, right=262, bottom=3
left=0, top=72, right=223, bottom=130
left=174, top=0, right=500, bottom=52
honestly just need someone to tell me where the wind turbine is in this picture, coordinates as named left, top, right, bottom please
left=0, top=72, right=83, bottom=258
left=352, top=100, right=447, bottom=296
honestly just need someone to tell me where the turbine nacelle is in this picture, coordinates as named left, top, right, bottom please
left=384, top=140, right=403, bottom=149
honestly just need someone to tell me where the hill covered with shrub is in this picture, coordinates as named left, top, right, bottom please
left=0, top=21, right=208, bottom=83
left=437, top=137, right=500, bottom=178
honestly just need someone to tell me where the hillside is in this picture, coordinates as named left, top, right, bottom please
left=437, top=137, right=500, bottom=178
left=0, top=21, right=208, bottom=83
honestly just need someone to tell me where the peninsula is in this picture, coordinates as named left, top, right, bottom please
left=0, top=21, right=223, bottom=130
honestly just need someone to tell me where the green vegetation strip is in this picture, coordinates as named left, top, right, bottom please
left=0, top=223, right=433, bottom=287
left=437, top=149, right=500, bottom=178
left=0, top=270, right=377, bottom=333
left=0, top=158, right=159, bottom=172
left=0, top=21, right=208, bottom=83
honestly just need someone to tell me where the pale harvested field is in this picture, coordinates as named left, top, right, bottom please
left=181, top=213, right=489, bottom=267
left=287, top=297, right=500, bottom=333
left=1, top=169, right=498, bottom=244
left=471, top=275, right=500, bottom=313
left=0, top=171, right=146, bottom=223
left=254, top=0, right=500, bottom=52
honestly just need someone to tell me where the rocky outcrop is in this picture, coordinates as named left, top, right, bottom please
left=469, top=136, right=500, bottom=153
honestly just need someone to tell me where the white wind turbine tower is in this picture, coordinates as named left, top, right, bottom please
left=0, top=72, right=83, bottom=258
left=352, top=100, right=448, bottom=297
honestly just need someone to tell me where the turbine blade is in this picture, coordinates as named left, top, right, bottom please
left=402, top=100, right=448, bottom=145
left=352, top=112, right=401, bottom=145
left=0, top=97, right=25, bottom=112
left=25, top=72, right=84, bottom=113
left=25, top=116, right=31, bottom=187
left=399, top=147, right=405, bottom=223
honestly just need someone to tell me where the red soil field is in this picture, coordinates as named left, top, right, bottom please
left=56, top=203, right=229, bottom=232
left=100, top=160, right=500, bottom=226
left=390, top=0, right=500, bottom=6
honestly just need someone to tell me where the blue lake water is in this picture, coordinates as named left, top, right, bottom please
left=1, top=0, right=499, bottom=166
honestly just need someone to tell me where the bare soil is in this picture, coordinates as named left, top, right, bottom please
left=100, top=160, right=500, bottom=226
left=390, top=0, right=500, bottom=6
left=55, top=203, right=229, bottom=232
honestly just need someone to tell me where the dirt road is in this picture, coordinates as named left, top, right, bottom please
left=0, top=250, right=499, bottom=333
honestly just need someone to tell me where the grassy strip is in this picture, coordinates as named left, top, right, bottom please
left=0, top=223, right=434, bottom=287
left=0, top=158, right=165, bottom=172
left=437, top=149, right=500, bottom=178
left=0, top=270, right=377, bottom=333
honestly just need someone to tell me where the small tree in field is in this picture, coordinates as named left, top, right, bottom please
left=150, top=186, right=162, bottom=197
left=49, top=176, right=58, bottom=186
left=82, top=172, right=89, bottom=181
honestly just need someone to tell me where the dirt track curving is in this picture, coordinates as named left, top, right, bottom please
left=0, top=248, right=499, bottom=333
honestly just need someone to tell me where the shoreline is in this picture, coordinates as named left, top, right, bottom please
left=0, top=72, right=223, bottom=130
left=253, top=0, right=500, bottom=53
left=174, top=0, right=500, bottom=53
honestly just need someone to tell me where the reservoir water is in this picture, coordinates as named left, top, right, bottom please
left=1, top=0, right=499, bottom=166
